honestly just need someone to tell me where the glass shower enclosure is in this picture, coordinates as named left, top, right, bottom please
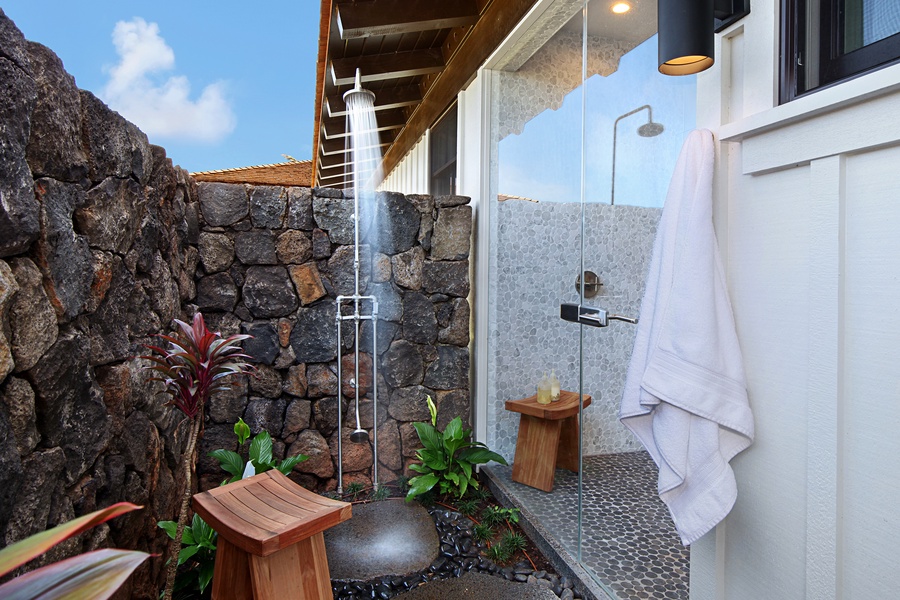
left=483, top=1, right=696, bottom=598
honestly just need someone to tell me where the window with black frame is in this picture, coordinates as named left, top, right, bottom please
left=429, top=105, right=457, bottom=196
left=781, top=0, right=900, bottom=102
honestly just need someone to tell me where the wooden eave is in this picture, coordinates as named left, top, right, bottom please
left=312, top=0, right=537, bottom=188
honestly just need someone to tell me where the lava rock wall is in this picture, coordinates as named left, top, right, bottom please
left=194, top=184, right=473, bottom=493
left=0, top=9, right=199, bottom=599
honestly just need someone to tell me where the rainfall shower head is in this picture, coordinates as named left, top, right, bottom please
left=637, top=121, right=665, bottom=137
left=343, top=68, right=375, bottom=103
left=350, top=428, right=369, bottom=443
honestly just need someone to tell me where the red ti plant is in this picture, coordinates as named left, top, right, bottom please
left=142, top=313, right=253, bottom=600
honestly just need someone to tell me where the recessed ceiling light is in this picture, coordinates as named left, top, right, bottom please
left=611, top=2, right=631, bottom=13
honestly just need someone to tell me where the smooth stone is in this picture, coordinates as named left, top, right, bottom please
left=396, top=571, right=559, bottom=600
left=325, top=501, right=439, bottom=581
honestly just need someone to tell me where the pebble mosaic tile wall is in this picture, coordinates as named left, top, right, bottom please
left=489, top=452, right=689, bottom=600
left=487, top=201, right=660, bottom=461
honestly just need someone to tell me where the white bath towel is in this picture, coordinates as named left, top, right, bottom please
left=619, top=129, right=754, bottom=546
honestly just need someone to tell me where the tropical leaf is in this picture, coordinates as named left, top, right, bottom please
left=177, top=544, right=199, bottom=566
left=0, top=502, right=141, bottom=578
left=209, top=449, right=244, bottom=478
left=412, top=421, right=442, bottom=453
left=249, top=431, right=273, bottom=469
left=157, top=520, right=178, bottom=540
left=443, top=417, right=463, bottom=443
left=199, top=560, right=215, bottom=594
left=405, top=473, right=439, bottom=501
left=458, top=447, right=508, bottom=466
left=276, top=454, right=308, bottom=475
left=0, top=549, right=149, bottom=600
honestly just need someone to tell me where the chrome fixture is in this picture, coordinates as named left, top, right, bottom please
left=335, top=68, right=381, bottom=494
left=575, top=271, right=603, bottom=298
left=611, top=105, right=664, bottom=206
left=560, top=303, right=638, bottom=328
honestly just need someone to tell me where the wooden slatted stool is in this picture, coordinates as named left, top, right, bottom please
left=192, top=470, right=351, bottom=600
left=505, top=390, right=592, bottom=492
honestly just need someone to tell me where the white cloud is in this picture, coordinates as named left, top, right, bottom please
left=101, top=18, right=236, bottom=143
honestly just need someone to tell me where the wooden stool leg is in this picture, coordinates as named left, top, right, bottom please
left=511, top=414, right=562, bottom=492
left=212, top=537, right=253, bottom=600
left=556, top=415, right=580, bottom=472
left=249, top=533, right=332, bottom=600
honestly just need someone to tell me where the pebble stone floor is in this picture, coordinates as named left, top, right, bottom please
left=491, top=451, right=689, bottom=600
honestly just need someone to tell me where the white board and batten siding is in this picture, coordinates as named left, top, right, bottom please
left=694, top=0, right=900, bottom=598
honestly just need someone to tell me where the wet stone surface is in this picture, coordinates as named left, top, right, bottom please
left=328, top=506, right=582, bottom=600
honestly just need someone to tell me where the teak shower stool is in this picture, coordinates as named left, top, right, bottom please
left=192, top=469, right=352, bottom=600
left=505, top=390, right=592, bottom=492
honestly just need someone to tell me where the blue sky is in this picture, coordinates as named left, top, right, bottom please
left=499, top=36, right=696, bottom=207
left=3, top=0, right=321, bottom=173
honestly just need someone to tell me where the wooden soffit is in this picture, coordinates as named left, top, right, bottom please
left=312, top=0, right=537, bottom=188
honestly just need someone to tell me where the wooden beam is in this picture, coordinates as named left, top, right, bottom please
left=330, top=49, right=444, bottom=86
left=381, top=0, right=538, bottom=178
left=320, top=130, right=394, bottom=156
left=322, top=109, right=407, bottom=140
left=311, top=0, right=334, bottom=187
left=336, top=0, right=479, bottom=39
left=326, top=84, right=422, bottom=117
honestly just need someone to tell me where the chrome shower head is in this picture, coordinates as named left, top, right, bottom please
left=349, top=428, right=369, bottom=443
left=638, top=121, right=665, bottom=137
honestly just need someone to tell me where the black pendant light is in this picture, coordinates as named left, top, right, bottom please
left=658, top=0, right=715, bottom=75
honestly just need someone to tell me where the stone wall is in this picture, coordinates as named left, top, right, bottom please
left=193, top=184, right=473, bottom=493
left=0, top=10, right=473, bottom=597
left=0, top=10, right=199, bottom=599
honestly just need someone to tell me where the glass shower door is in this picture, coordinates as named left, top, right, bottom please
left=488, top=1, right=695, bottom=598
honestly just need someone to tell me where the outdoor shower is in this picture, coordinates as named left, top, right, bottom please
left=335, top=69, right=383, bottom=494
left=610, top=104, right=664, bottom=205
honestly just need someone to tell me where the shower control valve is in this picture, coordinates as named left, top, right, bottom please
left=560, top=303, right=638, bottom=328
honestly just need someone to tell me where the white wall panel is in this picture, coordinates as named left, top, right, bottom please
left=841, top=146, right=900, bottom=598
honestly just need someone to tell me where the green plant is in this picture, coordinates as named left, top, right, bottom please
left=158, top=513, right=217, bottom=598
left=395, top=475, right=410, bottom=494
left=209, top=418, right=308, bottom=485
left=469, top=487, right=492, bottom=502
left=472, top=523, right=494, bottom=543
left=372, top=486, right=390, bottom=501
left=345, top=482, right=365, bottom=500
left=500, top=531, right=527, bottom=553
left=485, top=543, right=512, bottom=563
left=481, top=506, right=520, bottom=527
left=142, top=313, right=253, bottom=600
left=456, top=498, right=479, bottom=516
left=0, top=502, right=148, bottom=599
left=406, top=396, right=507, bottom=501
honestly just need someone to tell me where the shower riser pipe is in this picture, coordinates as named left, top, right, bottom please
left=335, top=294, right=379, bottom=495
